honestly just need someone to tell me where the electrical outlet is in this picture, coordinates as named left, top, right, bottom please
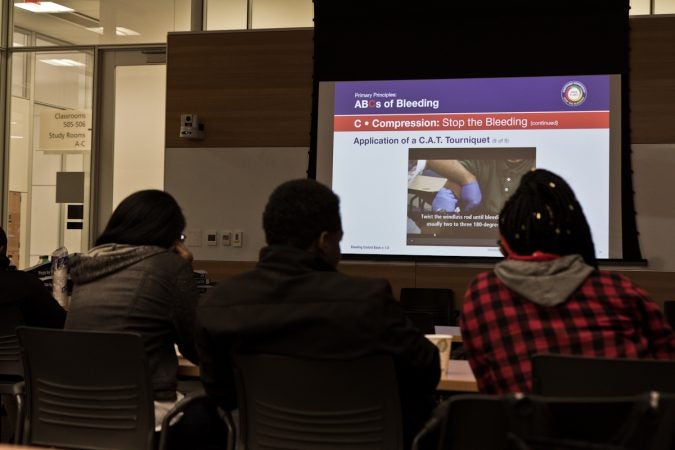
left=221, top=230, right=231, bottom=246
left=232, top=230, right=243, bottom=247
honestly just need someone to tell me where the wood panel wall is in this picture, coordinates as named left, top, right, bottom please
left=629, top=17, right=675, bottom=144
left=193, top=260, right=674, bottom=309
left=165, top=29, right=314, bottom=148
left=166, top=18, right=675, bottom=147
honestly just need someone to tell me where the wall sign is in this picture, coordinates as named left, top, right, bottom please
left=39, top=110, right=92, bottom=153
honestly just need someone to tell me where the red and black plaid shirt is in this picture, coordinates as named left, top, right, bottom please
left=461, top=270, right=675, bottom=394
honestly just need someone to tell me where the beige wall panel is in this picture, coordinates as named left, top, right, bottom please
left=195, top=259, right=673, bottom=311
left=414, top=264, right=488, bottom=303
left=339, top=261, right=416, bottom=301
left=193, top=260, right=257, bottom=281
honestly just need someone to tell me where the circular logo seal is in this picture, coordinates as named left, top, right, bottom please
left=561, top=81, right=587, bottom=107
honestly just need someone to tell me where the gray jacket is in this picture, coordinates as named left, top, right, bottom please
left=66, top=244, right=199, bottom=401
left=494, top=254, right=594, bottom=307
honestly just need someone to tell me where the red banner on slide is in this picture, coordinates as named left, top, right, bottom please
left=333, top=111, right=609, bottom=131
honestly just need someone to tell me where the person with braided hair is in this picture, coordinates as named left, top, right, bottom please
left=460, top=169, right=675, bottom=394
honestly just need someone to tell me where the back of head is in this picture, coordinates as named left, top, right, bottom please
left=96, top=190, right=186, bottom=248
left=499, top=169, right=597, bottom=268
left=263, top=179, right=341, bottom=249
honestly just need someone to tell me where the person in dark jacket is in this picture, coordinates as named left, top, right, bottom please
left=65, top=190, right=200, bottom=432
left=196, top=179, right=440, bottom=447
left=0, top=226, right=66, bottom=328
left=0, top=227, right=66, bottom=442
left=461, top=169, right=675, bottom=394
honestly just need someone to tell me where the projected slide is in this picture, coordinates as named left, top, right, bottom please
left=319, top=75, right=617, bottom=258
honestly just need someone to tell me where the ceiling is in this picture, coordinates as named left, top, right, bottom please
left=13, top=0, right=191, bottom=45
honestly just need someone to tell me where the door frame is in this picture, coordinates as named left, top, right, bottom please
left=92, top=46, right=166, bottom=244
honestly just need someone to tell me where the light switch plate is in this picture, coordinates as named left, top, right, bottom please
left=221, top=230, right=231, bottom=246
left=232, top=230, right=243, bottom=247
left=185, top=230, right=201, bottom=247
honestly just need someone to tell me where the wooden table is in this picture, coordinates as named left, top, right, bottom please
left=178, top=356, right=200, bottom=378
left=438, top=360, right=478, bottom=392
left=179, top=357, right=478, bottom=392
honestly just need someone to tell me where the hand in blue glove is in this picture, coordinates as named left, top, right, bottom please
left=460, top=181, right=482, bottom=211
left=432, top=187, right=458, bottom=212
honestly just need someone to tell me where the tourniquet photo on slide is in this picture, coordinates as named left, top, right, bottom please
left=407, top=147, right=536, bottom=247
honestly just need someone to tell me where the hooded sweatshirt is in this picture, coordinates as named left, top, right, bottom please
left=494, top=254, right=594, bottom=306
left=461, top=254, right=675, bottom=394
left=66, top=244, right=199, bottom=401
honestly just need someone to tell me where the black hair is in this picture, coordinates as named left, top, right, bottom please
left=96, top=190, right=186, bottom=249
left=499, top=169, right=597, bottom=268
left=263, top=179, right=341, bottom=249
left=0, top=226, right=6, bottom=249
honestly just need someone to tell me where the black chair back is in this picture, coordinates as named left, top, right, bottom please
left=663, top=300, right=675, bottom=330
left=400, top=288, right=455, bottom=326
left=532, top=353, right=675, bottom=396
left=440, top=393, right=675, bottom=450
left=403, top=311, right=436, bottom=334
left=233, top=353, right=403, bottom=450
left=17, top=327, right=155, bottom=450
left=0, top=304, right=25, bottom=382
left=0, top=304, right=25, bottom=443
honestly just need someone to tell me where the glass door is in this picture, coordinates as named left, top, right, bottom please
left=7, top=47, right=93, bottom=268
left=94, top=48, right=167, bottom=240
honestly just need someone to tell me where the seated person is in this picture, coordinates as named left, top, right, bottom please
left=461, top=169, right=675, bottom=394
left=65, top=190, right=200, bottom=430
left=196, top=179, right=440, bottom=447
left=0, top=227, right=65, bottom=442
left=0, top=226, right=66, bottom=328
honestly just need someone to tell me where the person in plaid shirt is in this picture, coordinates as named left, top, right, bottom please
left=461, top=169, right=675, bottom=394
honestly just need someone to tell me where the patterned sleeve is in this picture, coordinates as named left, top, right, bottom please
left=461, top=273, right=496, bottom=393
left=624, top=276, right=675, bottom=359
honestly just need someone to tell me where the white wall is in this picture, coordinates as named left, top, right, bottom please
left=164, top=147, right=308, bottom=261
left=164, top=144, right=675, bottom=270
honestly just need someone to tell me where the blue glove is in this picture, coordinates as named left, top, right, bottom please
left=432, top=187, right=458, bottom=212
left=460, top=181, right=482, bottom=211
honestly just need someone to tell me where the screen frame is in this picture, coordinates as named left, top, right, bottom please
left=315, top=75, right=625, bottom=262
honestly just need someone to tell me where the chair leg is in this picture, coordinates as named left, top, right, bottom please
left=13, top=394, right=23, bottom=445
left=0, top=393, right=20, bottom=444
left=20, top=411, right=29, bottom=445
left=218, top=409, right=235, bottom=450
